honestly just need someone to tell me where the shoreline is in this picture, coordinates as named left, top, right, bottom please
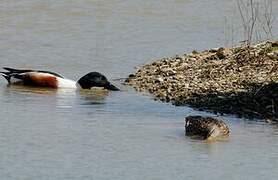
left=125, top=41, right=278, bottom=122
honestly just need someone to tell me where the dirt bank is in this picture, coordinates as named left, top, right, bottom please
left=125, top=41, right=278, bottom=122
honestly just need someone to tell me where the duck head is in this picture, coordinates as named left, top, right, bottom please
left=185, top=116, right=229, bottom=140
left=77, top=72, right=120, bottom=91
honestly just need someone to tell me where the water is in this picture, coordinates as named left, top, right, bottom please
left=1, top=0, right=278, bottom=179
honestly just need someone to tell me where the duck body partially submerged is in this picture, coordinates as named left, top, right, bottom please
left=185, top=116, right=229, bottom=140
left=0, top=67, right=119, bottom=91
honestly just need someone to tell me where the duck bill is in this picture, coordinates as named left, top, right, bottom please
left=106, top=83, right=120, bottom=91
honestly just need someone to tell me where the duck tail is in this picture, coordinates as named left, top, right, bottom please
left=0, top=67, right=22, bottom=83
left=0, top=71, right=11, bottom=83
left=3, top=67, right=30, bottom=73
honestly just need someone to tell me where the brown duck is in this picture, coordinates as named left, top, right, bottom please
left=185, top=116, right=229, bottom=140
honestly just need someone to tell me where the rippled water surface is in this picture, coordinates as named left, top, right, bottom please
left=1, top=0, right=278, bottom=179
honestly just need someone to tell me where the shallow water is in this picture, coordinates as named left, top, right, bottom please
left=1, top=0, right=278, bottom=179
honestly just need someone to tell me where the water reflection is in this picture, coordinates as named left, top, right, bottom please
left=78, top=89, right=108, bottom=105
left=4, top=84, right=58, bottom=95
left=2, top=84, right=109, bottom=108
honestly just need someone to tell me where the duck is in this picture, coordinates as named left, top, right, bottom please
left=185, top=116, right=229, bottom=140
left=0, top=67, right=119, bottom=91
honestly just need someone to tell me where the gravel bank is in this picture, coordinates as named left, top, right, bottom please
left=125, top=41, right=278, bottom=122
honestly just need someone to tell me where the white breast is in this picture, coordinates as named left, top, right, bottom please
left=57, top=77, right=77, bottom=88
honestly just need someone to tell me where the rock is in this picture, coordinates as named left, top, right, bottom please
left=124, top=74, right=136, bottom=83
left=192, top=50, right=199, bottom=54
left=128, top=73, right=135, bottom=78
left=209, top=48, right=218, bottom=53
left=154, top=77, right=164, bottom=83
left=267, top=52, right=278, bottom=59
left=216, top=47, right=226, bottom=59
left=272, top=41, right=278, bottom=47
left=161, top=68, right=176, bottom=76
left=157, top=90, right=167, bottom=98
left=185, top=116, right=229, bottom=140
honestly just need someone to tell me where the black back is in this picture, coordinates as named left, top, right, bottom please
left=1, top=67, right=64, bottom=84
left=77, top=72, right=119, bottom=91
left=2, top=67, right=64, bottom=78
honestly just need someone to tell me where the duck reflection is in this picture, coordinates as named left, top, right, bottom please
left=78, top=88, right=108, bottom=105
left=2, top=84, right=109, bottom=108
left=3, top=84, right=58, bottom=95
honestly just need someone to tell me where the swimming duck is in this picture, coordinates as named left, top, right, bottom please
left=185, top=116, right=229, bottom=140
left=0, top=67, right=119, bottom=90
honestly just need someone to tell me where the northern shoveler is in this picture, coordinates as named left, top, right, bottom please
left=0, top=67, right=119, bottom=91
